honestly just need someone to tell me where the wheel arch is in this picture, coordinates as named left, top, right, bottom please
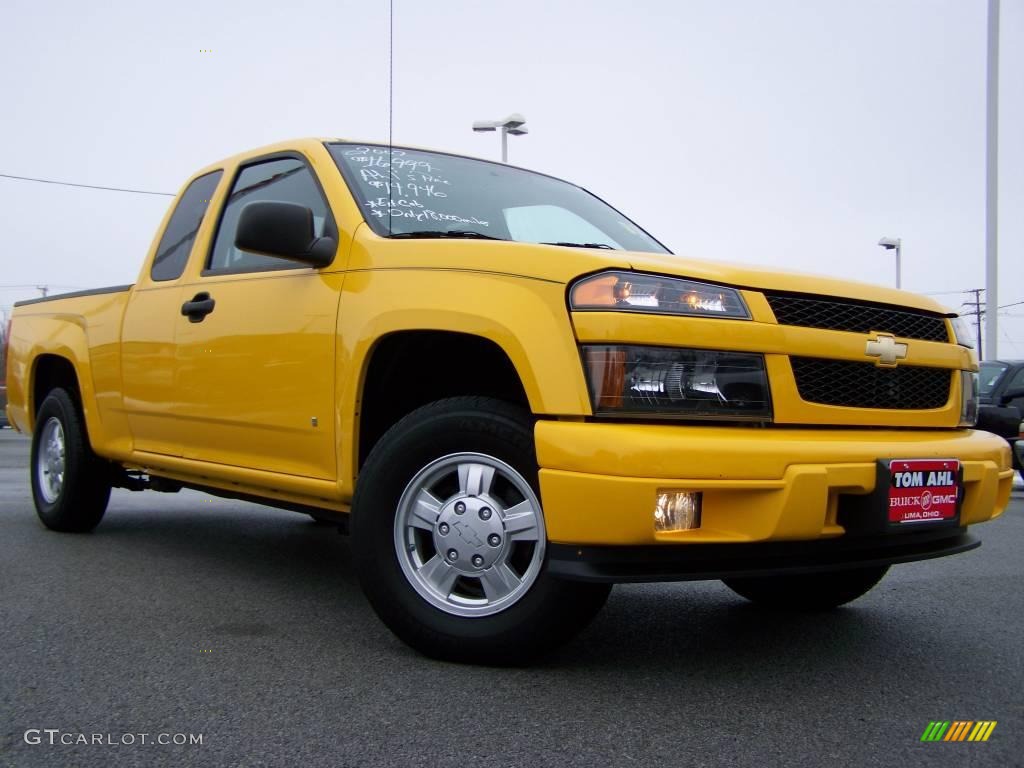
left=31, top=353, right=82, bottom=418
left=27, top=350, right=113, bottom=457
left=354, top=330, right=532, bottom=472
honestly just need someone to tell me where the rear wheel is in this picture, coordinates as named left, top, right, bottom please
left=723, top=565, right=889, bottom=610
left=352, top=397, right=610, bottom=664
left=31, top=388, right=112, bottom=532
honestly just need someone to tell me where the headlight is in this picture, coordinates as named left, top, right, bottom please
left=951, top=316, right=974, bottom=348
left=570, top=271, right=750, bottom=319
left=959, top=370, right=979, bottom=427
left=582, top=345, right=772, bottom=420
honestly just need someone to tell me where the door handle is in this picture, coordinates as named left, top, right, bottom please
left=181, top=292, right=216, bottom=323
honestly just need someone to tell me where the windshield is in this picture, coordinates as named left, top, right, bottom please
left=979, top=361, right=1008, bottom=396
left=328, top=143, right=669, bottom=253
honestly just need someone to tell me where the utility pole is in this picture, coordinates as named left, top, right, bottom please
left=963, top=288, right=985, bottom=359
left=36, top=285, right=48, bottom=298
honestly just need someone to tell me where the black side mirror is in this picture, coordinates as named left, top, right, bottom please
left=234, top=201, right=336, bottom=267
left=999, top=387, right=1024, bottom=406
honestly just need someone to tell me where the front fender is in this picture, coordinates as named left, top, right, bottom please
left=336, top=268, right=589, bottom=496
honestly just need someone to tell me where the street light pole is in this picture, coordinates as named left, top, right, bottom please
left=472, top=114, right=529, bottom=163
left=878, top=237, right=902, bottom=289
left=985, top=0, right=1000, bottom=360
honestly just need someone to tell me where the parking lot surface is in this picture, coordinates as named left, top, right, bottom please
left=1, top=429, right=1022, bottom=767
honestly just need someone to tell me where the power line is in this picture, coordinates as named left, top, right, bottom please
left=961, top=298, right=1024, bottom=315
left=999, top=328, right=1022, bottom=357
left=0, top=172, right=173, bottom=197
left=962, top=288, right=985, bottom=355
left=0, top=284, right=84, bottom=289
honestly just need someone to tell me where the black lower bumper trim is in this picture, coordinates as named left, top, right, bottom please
left=547, top=528, right=980, bottom=583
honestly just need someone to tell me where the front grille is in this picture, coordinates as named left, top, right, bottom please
left=766, top=293, right=949, bottom=342
left=791, top=358, right=952, bottom=410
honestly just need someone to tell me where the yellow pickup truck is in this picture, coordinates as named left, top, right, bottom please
left=4, top=139, right=1014, bottom=664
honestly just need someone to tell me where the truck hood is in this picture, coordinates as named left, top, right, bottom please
left=353, top=229, right=955, bottom=315
left=618, top=250, right=953, bottom=315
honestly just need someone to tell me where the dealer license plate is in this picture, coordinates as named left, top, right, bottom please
left=888, top=459, right=961, bottom=525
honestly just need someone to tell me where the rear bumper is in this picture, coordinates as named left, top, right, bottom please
left=535, top=422, right=1013, bottom=547
left=548, top=528, right=979, bottom=583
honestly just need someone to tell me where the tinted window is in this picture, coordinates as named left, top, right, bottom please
left=208, top=157, right=332, bottom=273
left=151, top=171, right=222, bottom=281
left=1006, top=367, right=1024, bottom=391
left=979, top=362, right=1008, bottom=396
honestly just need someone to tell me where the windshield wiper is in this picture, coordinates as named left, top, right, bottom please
left=389, top=230, right=505, bottom=241
left=541, top=241, right=618, bottom=250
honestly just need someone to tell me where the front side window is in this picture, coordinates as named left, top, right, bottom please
left=207, top=157, right=333, bottom=273
left=151, top=170, right=222, bottom=281
left=327, top=143, right=668, bottom=254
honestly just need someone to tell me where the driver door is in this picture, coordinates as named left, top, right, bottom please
left=171, top=155, right=342, bottom=480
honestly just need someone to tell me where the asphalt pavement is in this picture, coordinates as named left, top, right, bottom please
left=1, top=429, right=1022, bottom=768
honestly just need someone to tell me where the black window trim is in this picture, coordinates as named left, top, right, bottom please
left=150, top=169, right=224, bottom=283
left=201, top=150, right=338, bottom=277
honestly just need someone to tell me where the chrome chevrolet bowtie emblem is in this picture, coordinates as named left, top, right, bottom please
left=453, top=520, right=484, bottom=548
left=865, top=333, right=908, bottom=367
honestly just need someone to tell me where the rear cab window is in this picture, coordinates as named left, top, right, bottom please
left=150, top=171, right=223, bottom=281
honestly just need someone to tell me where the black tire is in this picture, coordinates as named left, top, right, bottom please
left=352, top=396, right=611, bottom=665
left=30, top=388, right=112, bottom=533
left=723, top=565, right=889, bottom=611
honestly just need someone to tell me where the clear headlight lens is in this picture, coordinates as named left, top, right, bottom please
left=570, top=271, right=750, bottom=319
left=582, top=345, right=772, bottom=420
left=959, top=370, right=979, bottom=427
left=951, top=316, right=974, bottom=348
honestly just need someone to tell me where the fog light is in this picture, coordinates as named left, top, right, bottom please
left=654, top=491, right=702, bottom=532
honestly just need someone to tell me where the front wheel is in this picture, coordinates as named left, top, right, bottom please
left=723, top=565, right=890, bottom=611
left=31, top=388, right=112, bottom=532
left=352, top=397, right=610, bottom=665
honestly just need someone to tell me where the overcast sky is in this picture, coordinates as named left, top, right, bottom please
left=1, top=0, right=1021, bottom=356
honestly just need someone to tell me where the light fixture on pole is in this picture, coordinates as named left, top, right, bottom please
left=878, top=237, right=902, bottom=289
left=472, top=113, right=528, bottom=163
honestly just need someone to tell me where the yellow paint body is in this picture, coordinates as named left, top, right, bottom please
left=3, top=138, right=1012, bottom=546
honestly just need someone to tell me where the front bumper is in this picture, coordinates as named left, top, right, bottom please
left=548, top=528, right=979, bottom=583
left=536, top=422, right=1013, bottom=552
